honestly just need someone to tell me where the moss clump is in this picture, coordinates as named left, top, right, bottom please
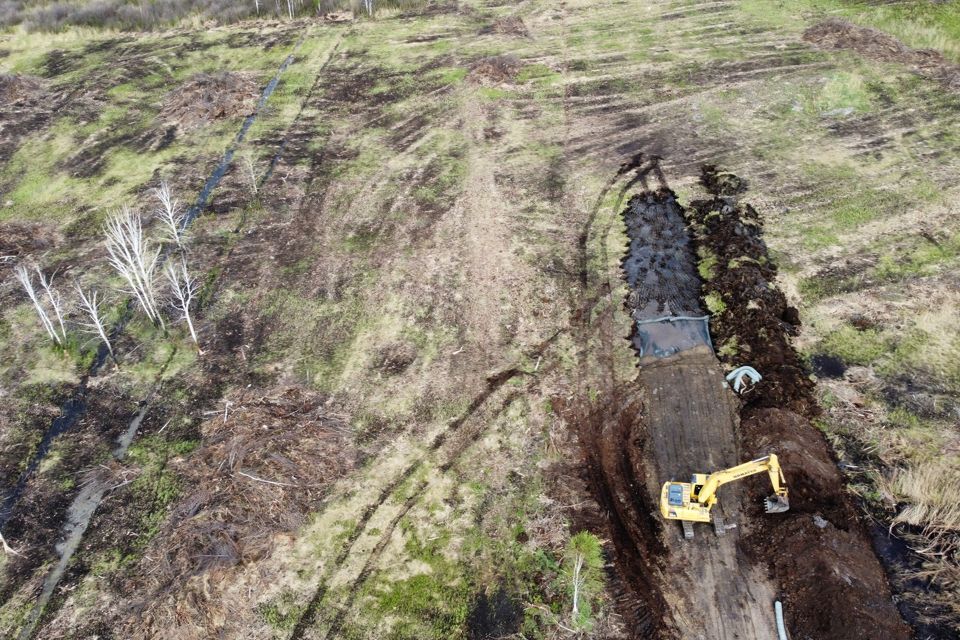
left=257, top=591, right=306, bottom=631
left=704, top=292, right=727, bottom=314
left=697, top=248, right=718, bottom=280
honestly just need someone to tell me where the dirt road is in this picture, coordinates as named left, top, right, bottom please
left=640, top=348, right=778, bottom=640
left=624, top=189, right=779, bottom=638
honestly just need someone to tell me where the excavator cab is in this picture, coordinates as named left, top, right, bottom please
left=666, top=483, right=684, bottom=507
left=659, top=454, right=790, bottom=539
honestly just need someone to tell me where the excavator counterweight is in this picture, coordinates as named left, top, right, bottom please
left=659, top=454, right=789, bottom=539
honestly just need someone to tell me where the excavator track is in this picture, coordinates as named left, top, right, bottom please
left=713, top=513, right=726, bottom=537
left=682, top=520, right=695, bottom=540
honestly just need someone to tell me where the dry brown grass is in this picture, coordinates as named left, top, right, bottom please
left=890, top=462, right=960, bottom=587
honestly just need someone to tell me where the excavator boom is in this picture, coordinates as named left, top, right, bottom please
left=659, top=454, right=789, bottom=538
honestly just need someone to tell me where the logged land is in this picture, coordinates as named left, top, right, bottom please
left=1, top=1, right=959, bottom=639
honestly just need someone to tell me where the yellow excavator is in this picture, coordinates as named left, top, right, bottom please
left=660, top=454, right=790, bottom=539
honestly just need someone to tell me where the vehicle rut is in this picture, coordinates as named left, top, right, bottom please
left=288, top=333, right=560, bottom=639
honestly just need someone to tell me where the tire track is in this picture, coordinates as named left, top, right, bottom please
left=317, top=389, right=527, bottom=640
left=288, top=333, right=560, bottom=639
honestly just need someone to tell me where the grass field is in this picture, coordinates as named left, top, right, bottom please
left=1, top=0, right=958, bottom=638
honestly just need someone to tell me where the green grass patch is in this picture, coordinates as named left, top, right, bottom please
left=815, top=71, right=874, bottom=115
left=819, top=325, right=888, bottom=365
left=257, top=590, right=306, bottom=631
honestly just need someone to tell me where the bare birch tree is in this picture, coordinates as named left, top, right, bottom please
left=75, top=285, right=114, bottom=358
left=36, top=267, right=68, bottom=343
left=164, top=257, right=200, bottom=351
left=153, top=182, right=185, bottom=249
left=242, top=153, right=258, bottom=197
left=14, top=264, right=66, bottom=346
left=104, top=206, right=164, bottom=329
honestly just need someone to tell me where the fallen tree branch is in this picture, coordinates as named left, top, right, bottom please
left=0, top=530, right=23, bottom=557
left=237, top=471, right=299, bottom=487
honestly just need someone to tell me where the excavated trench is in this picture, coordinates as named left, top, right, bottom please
left=571, top=163, right=913, bottom=640
left=569, top=183, right=718, bottom=640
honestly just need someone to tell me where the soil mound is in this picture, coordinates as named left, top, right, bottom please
left=0, top=73, right=44, bottom=104
left=691, top=167, right=911, bottom=639
left=804, top=18, right=960, bottom=90
left=688, top=165, right=816, bottom=415
left=110, top=387, right=357, bottom=638
left=479, top=15, right=528, bottom=37
left=741, top=408, right=850, bottom=525
left=469, top=54, right=521, bottom=84
left=742, top=408, right=911, bottom=640
left=160, top=72, right=260, bottom=130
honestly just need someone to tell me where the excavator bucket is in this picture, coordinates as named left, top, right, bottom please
left=764, top=495, right=790, bottom=514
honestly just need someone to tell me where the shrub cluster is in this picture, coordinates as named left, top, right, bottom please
left=0, top=0, right=424, bottom=32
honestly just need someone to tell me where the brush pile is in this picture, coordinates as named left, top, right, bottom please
left=160, top=72, right=260, bottom=130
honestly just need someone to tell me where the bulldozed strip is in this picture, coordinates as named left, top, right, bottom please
left=687, top=167, right=911, bottom=640
left=565, top=168, right=914, bottom=639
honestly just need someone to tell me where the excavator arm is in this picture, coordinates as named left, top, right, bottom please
left=659, top=453, right=790, bottom=538
left=694, top=454, right=789, bottom=513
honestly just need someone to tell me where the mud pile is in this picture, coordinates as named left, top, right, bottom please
left=741, top=409, right=912, bottom=640
left=621, top=191, right=702, bottom=319
left=0, top=221, right=59, bottom=258
left=160, top=71, right=260, bottom=130
left=479, top=15, right=528, bottom=37
left=690, top=167, right=911, bottom=639
left=687, top=166, right=815, bottom=415
left=804, top=18, right=960, bottom=90
left=0, top=73, right=44, bottom=103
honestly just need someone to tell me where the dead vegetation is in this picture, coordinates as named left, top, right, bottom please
left=469, top=54, right=521, bottom=85
left=0, top=73, right=44, bottom=103
left=887, top=462, right=960, bottom=620
left=479, top=15, right=528, bottom=37
left=104, top=386, right=357, bottom=637
left=159, top=72, right=260, bottom=130
left=804, top=18, right=960, bottom=90
left=0, top=222, right=59, bottom=259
